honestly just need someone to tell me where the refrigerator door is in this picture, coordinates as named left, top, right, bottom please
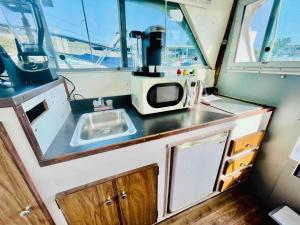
left=169, top=131, right=228, bottom=212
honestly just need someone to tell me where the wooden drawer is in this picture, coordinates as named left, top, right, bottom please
left=224, top=151, right=257, bottom=175
left=219, top=168, right=252, bottom=192
left=228, top=131, right=265, bottom=156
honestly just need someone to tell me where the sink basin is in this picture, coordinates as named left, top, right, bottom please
left=70, top=109, right=137, bottom=147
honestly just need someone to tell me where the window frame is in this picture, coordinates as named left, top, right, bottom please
left=37, top=0, right=208, bottom=72
left=227, top=0, right=300, bottom=75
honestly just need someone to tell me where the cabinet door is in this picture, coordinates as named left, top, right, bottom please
left=223, top=151, right=258, bottom=175
left=219, top=168, right=252, bottom=192
left=57, top=181, right=120, bottom=225
left=228, top=131, right=265, bottom=156
left=115, top=166, right=158, bottom=225
left=0, top=131, right=51, bottom=225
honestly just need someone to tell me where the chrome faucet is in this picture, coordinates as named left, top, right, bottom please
left=93, top=97, right=113, bottom=111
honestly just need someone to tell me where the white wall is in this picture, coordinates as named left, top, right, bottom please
left=59, top=71, right=131, bottom=98
left=59, top=69, right=216, bottom=99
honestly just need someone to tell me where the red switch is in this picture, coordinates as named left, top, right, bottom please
left=177, top=69, right=182, bottom=75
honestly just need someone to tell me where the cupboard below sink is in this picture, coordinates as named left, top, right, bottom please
left=56, top=164, right=158, bottom=225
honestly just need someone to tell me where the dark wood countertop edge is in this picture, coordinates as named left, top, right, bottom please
left=39, top=114, right=242, bottom=167
left=39, top=106, right=274, bottom=167
left=0, top=79, right=64, bottom=108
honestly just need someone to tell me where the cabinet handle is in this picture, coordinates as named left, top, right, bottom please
left=240, top=163, right=246, bottom=167
left=120, top=191, right=127, bottom=199
left=245, top=144, right=253, bottom=148
left=105, top=196, right=112, bottom=205
left=19, top=205, right=31, bottom=217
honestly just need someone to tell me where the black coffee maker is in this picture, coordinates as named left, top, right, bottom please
left=130, top=25, right=166, bottom=77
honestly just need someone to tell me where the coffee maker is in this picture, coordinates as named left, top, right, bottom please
left=130, top=25, right=166, bottom=77
left=0, top=0, right=58, bottom=88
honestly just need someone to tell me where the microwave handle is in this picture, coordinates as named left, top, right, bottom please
left=183, top=79, right=189, bottom=107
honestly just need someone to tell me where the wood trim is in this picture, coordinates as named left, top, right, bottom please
left=0, top=79, right=63, bottom=108
left=0, top=122, right=55, bottom=225
left=13, top=105, right=44, bottom=163
left=214, top=0, right=238, bottom=86
left=56, top=163, right=158, bottom=199
left=38, top=106, right=272, bottom=167
left=39, top=115, right=239, bottom=167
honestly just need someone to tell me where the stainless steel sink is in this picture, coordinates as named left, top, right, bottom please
left=70, top=109, right=137, bottom=147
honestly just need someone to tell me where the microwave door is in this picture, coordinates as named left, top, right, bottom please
left=147, top=83, right=184, bottom=108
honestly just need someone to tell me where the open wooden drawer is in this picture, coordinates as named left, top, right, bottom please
left=219, top=168, right=252, bottom=192
left=223, top=150, right=258, bottom=175
left=228, top=131, right=265, bottom=156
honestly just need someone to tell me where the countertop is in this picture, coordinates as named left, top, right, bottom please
left=42, top=100, right=239, bottom=166
left=0, top=79, right=63, bottom=107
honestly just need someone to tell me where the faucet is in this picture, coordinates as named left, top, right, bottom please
left=93, top=97, right=113, bottom=111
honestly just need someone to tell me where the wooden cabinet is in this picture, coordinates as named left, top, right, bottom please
left=0, top=123, right=54, bottom=225
left=115, top=166, right=158, bottom=225
left=219, top=131, right=266, bottom=192
left=56, top=181, right=120, bottom=225
left=228, top=131, right=265, bottom=156
left=223, top=151, right=258, bottom=175
left=219, top=168, right=252, bottom=192
left=56, top=165, right=158, bottom=225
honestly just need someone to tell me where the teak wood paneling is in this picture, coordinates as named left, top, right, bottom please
left=57, top=180, right=120, bottom=225
left=224, top=151, right=258, bottom=175
left=228, top=131, right=265, bottom=156
left=0, top=123, right=54, bottom=225
left=115, top=166, right=158, bottom=225
left=219, top=168, right=252, bottom=192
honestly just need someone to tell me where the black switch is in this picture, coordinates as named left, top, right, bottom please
left=293, top=164, right=300, bottom=179
left=191, top=81, right=196, bottom=87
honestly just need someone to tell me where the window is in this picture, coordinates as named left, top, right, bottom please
left=79, top=0, right=122, bottom=68
left=235, top=0, right=300, bottom=64
left=126, top=0, right=206, bottom=68
left=0, top=2, right=40, bottom=54
left=39, top=0, right=206, bottom=70
left=0, top=6, right=18, bottom=57
left=165, top=2, right=206, bottom=67
left=266, top=0, right=300, bottom=62
left=41, top=0, right=121, bottom=69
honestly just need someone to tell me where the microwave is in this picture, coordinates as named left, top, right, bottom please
left=131, top=76, right=197, bottom=115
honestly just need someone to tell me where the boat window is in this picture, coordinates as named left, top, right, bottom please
left=126, top=0, right=206, bottom=68
left=41, top=0, right=121, bottom=69
left=235, top=0, right=300, bottom=63
left=39, top=0, right=206, bottom=70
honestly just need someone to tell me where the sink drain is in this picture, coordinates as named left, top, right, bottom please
left=101, top=128, right=112, bottom=135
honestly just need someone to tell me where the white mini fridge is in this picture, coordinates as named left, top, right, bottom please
left=168, top=131, right=229, bottom=212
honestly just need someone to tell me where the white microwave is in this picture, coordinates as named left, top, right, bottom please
left=131, top=76, right=198, bottom=115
